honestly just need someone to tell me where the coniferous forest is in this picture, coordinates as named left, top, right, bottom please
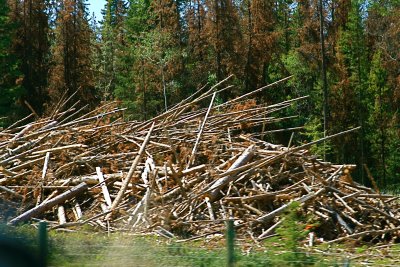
left=0, top=0, right=399, bottom=189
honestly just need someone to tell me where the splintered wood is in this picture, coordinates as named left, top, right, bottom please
left=1, top=76, right=399, bottom=245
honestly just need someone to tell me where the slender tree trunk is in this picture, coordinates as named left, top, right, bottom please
left=244, top=0, right=252, bottom=92
left=319, top=0, right=329, bottom=161
left=215, top=0, right=222, bottom=82
left=141, top=58, right=147, bottom=120
left=284, top=3, right=289, bottom=53
left=161, top=63, right=167, bottom=112
left=379, top=88, right=386, bottom=187
left=356, top=33, right=365, bottom=184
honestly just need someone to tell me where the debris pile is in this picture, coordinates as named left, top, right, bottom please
left=1, top=76, right=399, bottom=244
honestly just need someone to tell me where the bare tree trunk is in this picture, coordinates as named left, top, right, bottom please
left=319, top=0, right=329, bottom=161
left=161, top=64, right=168, bottom=112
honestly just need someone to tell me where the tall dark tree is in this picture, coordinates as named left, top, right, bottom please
left=97, top=0, right=127, bottom=100
left=114, top=0, right=152, bottom=119
left=204, top=0, right=243, bottom=97
left=0, top=0, right=24, bottom=122
left=329, top=0, right=368, bottom=181
left=150, top=0, right=183, bottom=111
left=186, top=0, right=208, bottom=85
left=48, top=0, right=96, bottom=110
left=241, top=0, right=277, bottom=91
left=7, top=0, right=50, bottom=115
left=365, top=1, right=400, bottom=186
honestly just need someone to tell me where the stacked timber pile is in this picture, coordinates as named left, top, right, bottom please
left=1, top=76, right=400, bottom=244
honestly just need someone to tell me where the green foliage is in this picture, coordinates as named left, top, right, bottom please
left=275, top=203, right=308, bottom=252
left=386, top=129, right=400, bottom=183
left=95, top=1, right=127, bottom=101
left=0, top=0, right=24, bottom=124
left=303, top=117, right=332, bottom=157
left=113, top=0, right=151, bottom=120
left=283, top=51, right=319, bottom=115
left=365, top=50, right=394, bottom=186
left=114, top=0, right=186, bottom=120
left=264, top=202, right=317, bottom=266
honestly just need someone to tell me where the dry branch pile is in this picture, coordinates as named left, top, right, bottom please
left=1, top=76, right=399, bottom=245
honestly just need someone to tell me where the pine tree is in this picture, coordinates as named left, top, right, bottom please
left=0, top=0, right=24, bottom=123
left=7, top=0, right=51, bottom=115
left=97, top=0, right=127, bottom=100
left=365, top=1, right=400, bottom=187
left=242, top=0, right=277, bottom=91
left=48, top=0, right=96, bottom=110
left=115, top=0, right=186, bottom=119
left=331, top=0, right=369, bottom=181
left=114, top=0, right=152, bottom=119
left=296, top=0, right=321, bottom=70
left=204, top=0, right=243, bottom=98
left=150, top=0, right=183, bottom=111
left=186, top=0, right=208, bottom=85
left=367, top=51, right=391, bottom=187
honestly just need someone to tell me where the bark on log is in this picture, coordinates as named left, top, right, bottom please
left=8, top=182, right=88, bottom=225
left=206, top=145, right=255, bottom=201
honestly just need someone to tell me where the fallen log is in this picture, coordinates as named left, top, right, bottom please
left=205, top=145, right=255, bottom=201
left=8, top=182, right=88, bottom=225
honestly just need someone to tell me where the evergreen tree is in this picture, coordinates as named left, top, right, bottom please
left=367, top=51, right=391, bottom=187
left=332, top=0, right=369, bottom=181
left=97, top=0, right=127, bottom=100
left=241, top=0, right=278, bottom=92
left=114, top=0, right=186, bottom=119
left=186, top=0, right=209, bottom=86
left=48, top=0, right=96, bottom=110
left=7, top=0, right=51, bottom=115
left=365, top=1, right=400, bottom=187
left=114, top=0, right=152, bottom=119
left=0, top=0, right=24, bottom=123
left=150, top=0, right=184, bottom=111
left=204, top=0, right=243, bottom=98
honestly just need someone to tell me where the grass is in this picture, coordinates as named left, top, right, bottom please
left=46, top=231, right=348, bottom=267
left=1, top=222, right=400, bottom=266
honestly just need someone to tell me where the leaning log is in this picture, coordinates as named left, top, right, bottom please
left=206, top=145, right=255, bottom=201
left=8, top=182, right=88, bottom=225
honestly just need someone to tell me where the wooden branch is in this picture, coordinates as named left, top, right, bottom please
left=326, top=227, right=400, bottom=244
left=187, top=92, right=216, bottom=167
left=255, top=188, right=325, bottom=223
left=363, top=164, right=380, bottom=193
left=258, top=220, right=283, bottom=240
left=96, top=167, right=112, bottom=208
left=41, top=152, right=51, bottom=182
left=32, top=144, right=88, bottom=155
left=106, top=122, right=155, bottom=220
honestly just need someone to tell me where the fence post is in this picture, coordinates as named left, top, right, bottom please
left=226, top=218, right=235, bottom=267
left=39, top=221, right=48, bottom=267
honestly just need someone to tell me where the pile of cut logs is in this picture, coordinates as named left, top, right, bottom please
left=1, top=76, right=399, bottom=244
